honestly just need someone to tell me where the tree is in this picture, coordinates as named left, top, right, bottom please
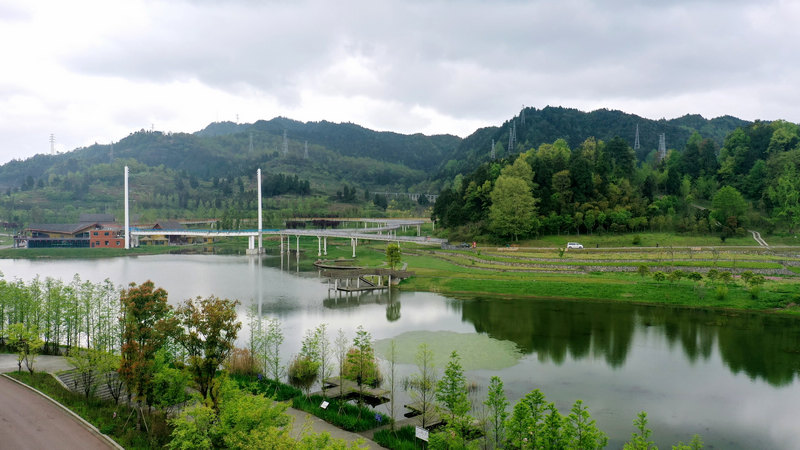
left=95, top=351, right=125, bottom=404
left=289, top=326, right=323, bottom=398
left=436, top=351, right=472, bottom=439
left=711, top=185, right=747, bottom=229
left=386, top=340, right=398, bottom=431
left=373, top=194, right=388, bottom=210
left=67, top=348, right=103, bottom=399
left=766, top=167, right=800, bottom=232
left=6, top=322, right=44, bottom=373
left=175, top=296, right=241, bottom=408
left=408, top=343, right=437, bottom=428
left=565, top=400, right=608, bottom=449
left=489, top=175, right=538, bottom=240
left=334, top=329, right=349, bottom=402
left=506, top=389, right=549, bottom=448
left=386, top=242, right=401, bottom=270
left=343, top=325, right=380, bottom=410
left=485, top=376, right=509, bottom=449
left=624, top=411, right=656, bottom=450
left=119, top=281, right=175, bottom=422
left=314, top=324, right=333, bottom=398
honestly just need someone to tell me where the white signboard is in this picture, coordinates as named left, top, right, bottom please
left=320, top=401, right=329, bottom=410
left=415, top=426, right=429, bottom=442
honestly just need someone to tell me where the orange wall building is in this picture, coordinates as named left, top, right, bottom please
left=89, top=230, right=124, bottom=248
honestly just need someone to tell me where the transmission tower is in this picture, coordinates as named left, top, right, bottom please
left=507, top=122, right=516, bottom=153
left=658, top=133, right=666, bottom=161
left=490, top=139, right=495, bottom=159
left=282, top=130, right=288, bottom=157
left=634, top=124, right=640, bottom=151
left=304, top=141, right=309, bottom=159
left=49, top=134, right=55, bottom=155
left=249, top=132, right=254, bottom=153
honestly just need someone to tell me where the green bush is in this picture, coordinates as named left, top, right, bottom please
left=687, top=272, right=703, bottom=281
left=374, top=426, right=424, bottom=450
left=715, top=286, right=729, bottom=300
left=291, top=394, right=388, bottom=432
left=230, top=374, right=301, bottom=401
left=632, top=235, right=642, bottom=245
left=653, top=271, right=666, bottom=282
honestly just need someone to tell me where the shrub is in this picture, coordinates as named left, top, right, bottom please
left=715, top=286, right=729, bottom=300
left=718, top=271, right=733, bottom=284
left=231, top=374, right=301, bottom=401
left=740, top=271, right=754, bottom=285
left=667, top=270, right=686, bottom=283
left=291, top=394, right=388, bottom=432
left=706, top=269, right=719, bottom=281
left=374, top=426, right=423, bottom=450
left=748, top=274, right=766, bottom=286
left=225, top=348, right=257, bottom=376
left=637, top=265, right=649, bottom=278
left=632, top=235, right=642, bottom=245
left=687, top=272, right=703, bottom=281
left=288, top=355, right=320, bottom=397
left=653, top=271, right=666, bottom=282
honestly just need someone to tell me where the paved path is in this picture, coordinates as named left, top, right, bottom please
left=0, top=354, right=74, bottom=374
left=750, top=230, right=769, bottom=247
left=0, top=375, right=113, bottom=449
left=285, top=407, right=382, bottom=449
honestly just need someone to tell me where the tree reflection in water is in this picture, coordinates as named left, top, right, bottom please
left=458, top=297, right=800, bottom=387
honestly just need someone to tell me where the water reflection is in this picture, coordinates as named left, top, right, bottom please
left=322, top=290, right=402, bottom=322
left=458, top=297, right=800, bottom=386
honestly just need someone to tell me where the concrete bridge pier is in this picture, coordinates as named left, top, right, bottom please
left=280, top=234, right=284, bottom=254
left=351, top=237, right=357, bottom=258
left=317, top=236, right=321, bottom=256
left=324, top=236, right=327, bottom=256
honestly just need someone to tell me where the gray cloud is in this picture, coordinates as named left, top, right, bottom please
left=2, top=0, right=799, bottom=163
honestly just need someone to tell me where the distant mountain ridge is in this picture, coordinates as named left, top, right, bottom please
left=0, top=107, right=755, bottom=193
left=436, top=106, right=751, bottom=180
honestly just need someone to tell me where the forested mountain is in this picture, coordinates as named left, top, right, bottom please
left=0, top=119, right=459, bottom=226
left=436, top=106, right=750, bottom=181
left=0, top=107, right=782, bottom=231
left=433, top=118, right=800, bottom=242
left=0, top=119, right=460, bottom=191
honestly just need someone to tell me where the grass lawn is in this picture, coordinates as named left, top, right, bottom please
left=346, top=237, right=800, bottom=315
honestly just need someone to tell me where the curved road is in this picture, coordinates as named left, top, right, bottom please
left=0, top=375, right=113, bottom=449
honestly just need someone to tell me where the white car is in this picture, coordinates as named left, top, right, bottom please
left=566, top=242, right=583, bottom=249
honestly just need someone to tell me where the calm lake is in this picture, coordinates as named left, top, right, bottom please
left=1, top=253, right=799, bottom=448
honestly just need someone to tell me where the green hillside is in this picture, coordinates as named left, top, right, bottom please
left=436, top=106, right=750, bottom=181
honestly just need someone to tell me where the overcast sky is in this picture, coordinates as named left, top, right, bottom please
left=1, top=0, right=798, bottom=164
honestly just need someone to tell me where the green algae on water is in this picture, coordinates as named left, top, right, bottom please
left=375, top=330, right=522, bottom=371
